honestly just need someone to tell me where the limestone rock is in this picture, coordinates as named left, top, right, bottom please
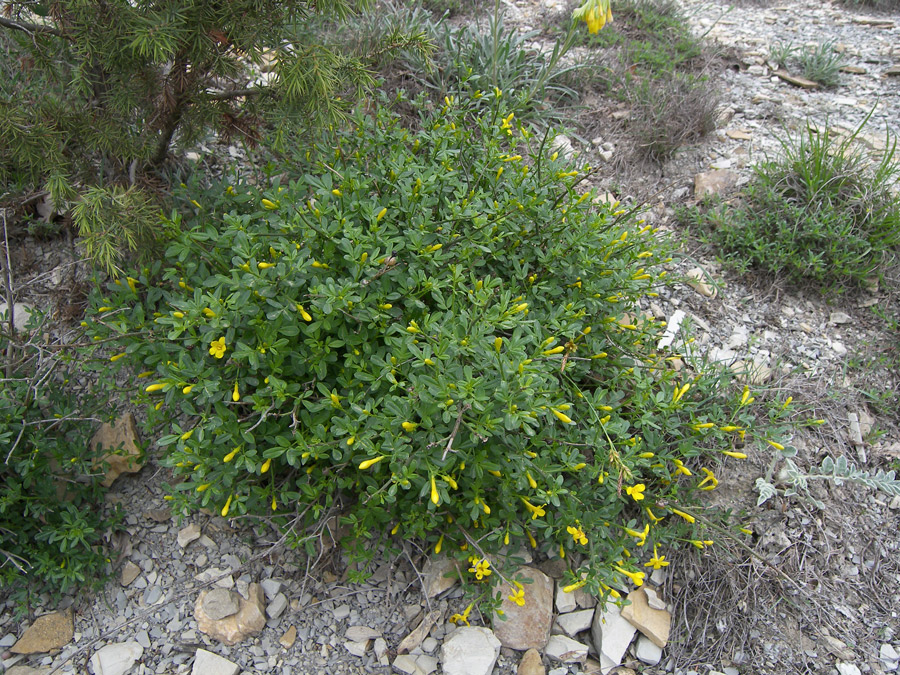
left=191, top=648, right=240, bottom=675
left=545, top=634, right=589, bottom=664
left=11, top=608, right=74, bottom=654
left=590, top=602, right=636, bottom=669
left=685, top=267, right=717, bottom=298
left=89, top=641, right=144, bottom=675
left=493, top=567, right=554, bottom=650
left=635, top=635, right=663, bottom=665
left=91, top=414, right=144, bottom=487
left=0, top=302, right=35, bottom=333
left=518, top=648, right=545, bottom=675
left=6, top=666, right=51, bottom=675
left=693, top=170, right=737, bottom=198
left=279, top=626, right=297, bottom=649
left=422, top=555, right=460, bottom=598
left=120, top=561, right=141, bottom=587
left=177, top=523, right=202, bottom=548
left=621, top=588, right=671, bottom=648
left=201, top=588, right=241, bottom=620
left=555, top=609, right=594, bottom=637
left=774, top=70, right=819, bottom=88
left=194, top=582, right=266, bottom=645
left=346, top=626, right=381, bottom=642
left=441, top=627, right=501, bottom=675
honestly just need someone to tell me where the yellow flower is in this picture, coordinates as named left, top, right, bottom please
left=376, top=207, right=388, bottom=222
left=406, top=321, right=421, bottom=334
left=379, top=303, right=392, bottom=310
left=625, top=484, right=646, bottom=501
left=494, top=337, right=503, bottom=353
left=543, top=345, right=565, bottom=356
left=261, top=198, right=278, bottom=210
left=690, top=539, right=714, bottom=549
left=358, top=456, right=385, bottom=470
left=645, top=506, right=663, bottom=523
left=722, top=450, right=748, bottom=459
left=672, top=382, right=690, bottom=404
left=180, top=430, right=193, bottom=441
left=613, top=565, right=645, bottom=587
left=526, top=472, right=537, bottom=489
left=260, top=458, right=271, bottom=474
left=624, top=523, right=650, bottom=547
left=698, top=467, right=718, bottom=491
left=741, top=386, right=751, bottom=406
left=468, top=557, right=492, bottom=580
left=430, top=475, right=440, bottom=505
left=209, top=337, right=227, bottom=359
left=332, top=189, right=342, bottom=197
left=271, top=496, right=277, bottom=511
left=232, top=381, right=240, bottom=402
left=296, top=304, right=313, bottom=321
left=221, top=494, right=233, bottom=517
left=644, top=545, right=670, bottom=569
left=182, top=384, right=194, bottom=395
left=567, top=524, right=588, bottom=546
left=449, top=604, right=473, bottom=626
left=196, top=483, right=211, bottom=492
left=767, top=440, right=785, bottom=451
left=551, top=408, right=574, bottom=425
left=521, top=498, right=546, bottom=520
left=402, top=421, right=418, bottom=432
left=434, top=534, right=444, bottom=554
left=145, top=383, right=166, bottom=393
left=330, top=392, right=342, bottom=408
left=223, top=447, right=240, bottom=463
left=311, top=260, right=329, bottom=269
left=670, top=508, right=695, bottom=523
left=508, top=582, right=526, bottom=606
left=672, top=459, right=692, bottom=477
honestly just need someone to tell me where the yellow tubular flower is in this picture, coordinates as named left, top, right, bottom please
left=673, top=459, right=692, bottom=477
left=358, top=456, right=385, bottom=470
left=221, top=495, right=233, bottom=517
left=435, top=535, right=444, bottom=554
left=257, top=262, right=274, bottom=269
left=526, top=472, right=537, bottom=489
left=625, top=484, right=646, bottom=501
left=232, top=382, right=240, bottom=402
left=145, top=383, right=166, bottom=393
left=670, top=508, right=696, bottom=523
left=430, top=475, right=439, bottom=505
left=567, top=525, right=588, bottom=546
left=182, top=385, right=194, bottom=395
left=722, top=450, right=748, bottom=459
left=644, top=545, right=670, bottom=569
left=376, top=207, right=387, bottom=222
left=614, top=565, right=645, bottom=587
left=767, top=440, right=785, bottom=451
left=494, top=337, right=503, bottom=353
left=260, top=458, right=272, bottom=474
left=551, top=408, right=574, bottom=425
left=223, top=448, right=240, bottom=463
left=508, top=582, right=526, bottom=606
left=209, top=337, right=227, bottom=359
left=110, top=353, right=126, bottom=362
left=402, top=421, right=418, bottom=432
left=698, top=467, right=718, bottom=490
left=543, top=346, right=565, bottom=356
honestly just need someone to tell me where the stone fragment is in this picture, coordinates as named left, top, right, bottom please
left=693, top=170, right=737, bottom=198
left=393, top=654, right=420, bottom=674
left=416, top=654, right=439, bottom=674
left=621, top=589, right=671, bottom=648
left=194, top=567, right=234, bottom=589
left=853, top=17, right=894, bottom=27
left=11, top=609, right=74, bottom=654
left=644, top=587, right=666, bottom=611
left=144, top=509, right=171, bottom=522
left=91, top=414, right=144, bottom=487
left=880, top=643, right=899, bottom=671
left=344, top=640, right=368, bottom=657
left=830, top=311, right=852, bottom=325
left=590, top=602, right=636, bottom=669
left=88, top=641, right=144, bottom=675
left=120, top=561, right=141, bottom=587
left=774, top=70, right=819, bottom=88
left=518, top=648, right=545, bottom=675
left=657, top=310, right=686, bottom=350
left=422, top=555, right=460, bottom=598
left=555, top=582, right=578, bottom=614
left=848, top=412, right=864, bottom=447
left=635, top=635, right=663, bottom=665
left=266, top=593, right=288, bottom=620
left=346, top=626, right=381, bottom=642
left=441, top=627, right=501, bottom=675
left=837, top=664, right=862, bottom=675
left=191, top=648, right=240, bottom=675
left=493, top=567, right=554, bottom=650
left=685, top=268, right=717, bottom=298
left=397, top=609, right=440, bottom=654
left=725, top=129, right=752, bottom=140
left=555, top=609, right=594, bottom=637
left=886, top=66, right=900, bottom=77
left=194, top=582, right=266, bottom=645
left=177, top=523, right=202, bottom=548
left=0, top=302, right=34, bottom=333
left=279, top=626, right=297, bottom=649
left=260, top=578, right=283, bottom=601
left=202, top=589, right=241, bottom=620
left=374, top=637, right=389, bottom=660
left=6, top=667, right=51, bottom=675
left=545, top=635, right=589, bottom=664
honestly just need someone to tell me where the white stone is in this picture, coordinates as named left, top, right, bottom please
left=393, top=654, right=419, bottom=674
left=0, top=303, right=35, bottom=333
left=374, top=638, right=388, bottom=660
left=344, top=641, right=368, bottom=657
left=644, top=587, right=666, bottom=611
left=880, top=643, right=899, bottom=671
left=555, top=609, right=594, bottom=637
left=440, top=627, right=501, bottom=675
left=545, top=635, right=588, bottom=664
left=177, top=523, right=201, bottom=548
left=260, top=579, right=282, bottom=601
left=590, top=603, right=636, bottom=669
left=837, top=664, right=862, bottom=675
left=635, top=635, right=662, bottom=665
left=555, top=583, right=578, bottom=614
left=191, top=649, right=239, bottom=675
left=89, top=642, right=143, bottom=675
left=266, top=593, right=288, bottom=620
left=346, top=626, right=381, bottom=642
left=416, top=654, right=439, bottom=674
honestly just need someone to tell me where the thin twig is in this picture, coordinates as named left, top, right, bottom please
left=441, top=403, right=470, bottom=461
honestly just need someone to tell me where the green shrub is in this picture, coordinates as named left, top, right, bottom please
left=0, top=308, right=120, bottom=604
left=88, top=92, right=784, bottom=603
left=691, top=118, right=900, bottom=288
left=796, top=41, right=845, bottom=88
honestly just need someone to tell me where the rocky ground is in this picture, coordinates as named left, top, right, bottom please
left=2, top=1, right=900, bottom=675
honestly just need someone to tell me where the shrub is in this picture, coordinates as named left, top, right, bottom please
left=0, top=307, right=120, bottom=605
left=692, top=117, right=900, bottom=288
left=88, top=92, right=783, bottom=604
left=796, top=41, right=845, bottom=88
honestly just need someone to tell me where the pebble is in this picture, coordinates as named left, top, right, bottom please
left=266, top=593, right=288, bottom=620
left=441, top=627, right=501, bottom=675
left=191, top=648, right=240, bottom=675
left=177, top=523, right=201, bottom=549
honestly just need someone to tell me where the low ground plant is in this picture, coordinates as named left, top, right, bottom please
left=87, top=91, right=791, bottom=609
left=683, top=117, right=900, bottom=289
left=768, top=40, right=845, bottom=87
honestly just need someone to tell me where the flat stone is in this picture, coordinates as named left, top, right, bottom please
left=120, top=561, right=141, bottom=587
left=644, top=587, right=666, bottom=611
left=880, top=643, right=899, bottom=671
left=493, top=567, right=554, bottom=650
left=545, top=635, right=588, bottom=664
left=191, top=648, right=240, bottom=675
left=685, top=268, right=717, bottom=298
left=441, top=627, right=501, bottom=675
left=279, top=625, right=297, bottom=649
left=422, top=555, right=461, bottom=598
left=344, top=640, right=368, bottom=657
left=177, top=523, right=202, bottom=548
left=693, top=170, right=737, bottom=198
left=194, top=568, right=234, bottom=589
left=393, top=654, right=420, bottom=674
left=621, top=589, right=671, bottom=648
left=144, top=509, right=171, bottom=523
left=91, top=414, right=144, bottom=487
left=266, top=593, right=288, bottom=620
left=0, top=302, right=34, bottom=332
left=202, top=589, right=241, bottom=621
left=374, top=637, right=389, bottom=659
left=518, top=648, right=545, bottom=675
left=774, top=70, right=819, bottom=89
left=555, top=609, right=594, bottom=637
left=554, top=582, right=578, bottom=615
left=635, top=635, right=663, bottom=665
left=885, top=66, right=900, bottom=77
left=725, top=129, right=752, bottom=140
left=416, top=654, right=439, bottom=674
left=260, top=579, right=282, bottom=601
left=346, top=626, right=381, bottom=642
left=837, top=664, right=862, bottom=675
left=830, top=311, right=852, bottom=325
left=88, top=641, right=144, bottom=675
left=397, top=610, right=440, bottom=655
left=11, top=609, right=74, bottom=654
left=591, top=602, right=636, bottom=669
left=194, top=582, right=266, bottom=645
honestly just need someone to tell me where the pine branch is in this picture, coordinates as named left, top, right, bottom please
left=0, top=15, right=68, bottom=39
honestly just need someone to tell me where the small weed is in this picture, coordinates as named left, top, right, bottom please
left=768, top=41, right=797, bottom=69
left=687, top=114, right=900, bottom=288
left=797, top=41, right=845, bottom=88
